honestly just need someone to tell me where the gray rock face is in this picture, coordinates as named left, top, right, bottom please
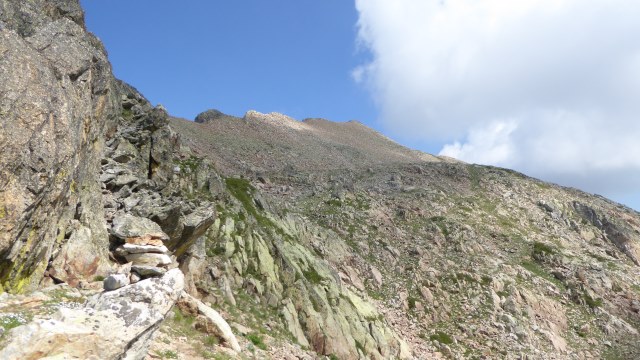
left=0, top=0, right=118, bottom=292
left=573, top=201, right=640, bottom=265
left=0, top=269, right=185, bottom=360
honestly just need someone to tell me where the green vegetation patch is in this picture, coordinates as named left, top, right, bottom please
left=122, top=108, right=134, bottom=120
left=520, top=260, right=565, bottom=291
left=0, top=312, right=30, bottom=334
left=533, top=241, right=556, bottom=257
left=204, top=335, right=219, bottom=346
left=407, top=296, right=418, bottom=310
left=246, top=332, right=267, bottom=350
left=325, top=198, right=342, bottom=207
left=467, top=165, right=482, bottom=189
left=225, top=178, right=256, bottom=215
left=430, top=331, right=454, bottom=345
left=155, top=350, right=178, bottom=359
left=583, top=294, right=603, bottom=308
left=224, top=177, right=292, bottom=240
left=176, top=156, right=203, bottom=173
left=302, top=267, right=323, bottom=284
left=428, top=216, right=450, bottom=238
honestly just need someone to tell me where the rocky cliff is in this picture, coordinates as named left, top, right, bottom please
left=2, top=1, right=640, bottom=359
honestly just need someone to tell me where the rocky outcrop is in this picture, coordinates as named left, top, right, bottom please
left=573, top=201, right=640, bottom=265
left=179, top=291, right=241, bottom=352
left=101, top=84, right=218, bottom=258
left=199, top=184, right=411, bottom=359
left=194, top=109, right=226, bottom=124
left=0, top=0, right=118, bottom=293
left=0, top=269, right=184, bottom=360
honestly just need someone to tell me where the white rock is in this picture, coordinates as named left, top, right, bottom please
left=0, top=269, right=184, bottom=360
left=120, top=243, right=169, bottom=254
left=124, top=253, right=172, bottom=266
left=180, top=291, right=241, bottom=352
left=370, top=265, right=383, bottom=287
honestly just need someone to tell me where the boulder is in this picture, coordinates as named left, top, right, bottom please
left=0, top=269, right=184, bottom=360
left=171, top=207, right=216, bottom=257
left=370, top=265, right=383, bottom=287
left=180, top=292, right=241, bottom=352
left=111, top=214, right=169, bottom=241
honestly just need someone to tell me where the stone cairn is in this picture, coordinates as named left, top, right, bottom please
left=103, top=214, right=177, bottom=291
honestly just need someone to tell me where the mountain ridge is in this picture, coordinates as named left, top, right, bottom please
left=170, top=108, right=445, bottom=177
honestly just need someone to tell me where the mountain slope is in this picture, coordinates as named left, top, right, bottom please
left=169, top=110, right=443, bottom=176
left=168, top=111, right=640, bottom=359
left=1, top=1, right=640, bottom=359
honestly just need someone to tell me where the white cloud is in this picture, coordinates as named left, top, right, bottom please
left=354, top=0, right=640, bottom=200
left=439, top=120, right=517, bottom=165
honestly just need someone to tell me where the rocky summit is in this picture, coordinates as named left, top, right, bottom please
left=1, top=1, right=640, bottom=359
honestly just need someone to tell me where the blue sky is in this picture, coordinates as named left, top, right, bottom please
left=81, top=1, right=640, bottom=211
left=81, top=0, right=378, bottom=128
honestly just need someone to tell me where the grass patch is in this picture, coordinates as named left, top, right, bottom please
left=535, top=181, right=551, bottom=190
left=430, top=331, right=454, bottom=345
left=456, top=272, right=477, bottom=284
left=93, top=275, right=105, bottom=282
left=247, top=333, right=267, bottom=350
left=0, top=313, right=29, bottom=333
left=156, top=350, right=178, bottom=359
left=122, top=108, right=134, bottom=119
left=520, top=260, right=566, bottom=291
left=583, top=294, right=603, bottom=308
left=303, top=267, right=323, bottom=284
left=481, top=275, right=493, bottom=286
left=225, top=177, right=293, bottom=241
left=177, top=156, right=202, bottom=173
left=408, top=296, right=418, bottom=310
left=533, top=241, right=556, bottom=257
left=325, top=198, right=342, bottom=207
left=204, top=335, right=219, bottom=346
left=211, top=353, right=233, bottom=360
left=167, top=307, right=199, bottom=338
left=225, top=178, right=257, bottom=217
left=428, top=216, right=450, bottom=238
left=467, top=165, right=482, bottom=189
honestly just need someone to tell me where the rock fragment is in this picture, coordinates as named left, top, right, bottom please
left=103, top=274, right=130, bottom=291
